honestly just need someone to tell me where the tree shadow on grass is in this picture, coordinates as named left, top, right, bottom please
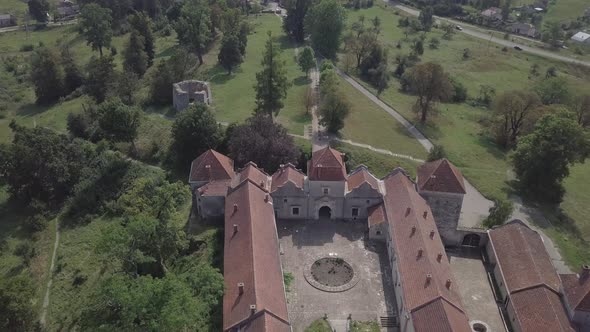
left=17, top=102, right=51, bottom=117
left=156, top=45, right=179, bottom=59
left=208, top=64, right=243, bottom=85
left=293, top=76, right=310, bottom=86
left=476, top=135, right=508, bottom=161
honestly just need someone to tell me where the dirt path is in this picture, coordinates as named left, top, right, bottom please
left=39, top=219, right=60, bottom=326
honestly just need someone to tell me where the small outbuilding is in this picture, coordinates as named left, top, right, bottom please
left=571, top=32, right=590, bottom=44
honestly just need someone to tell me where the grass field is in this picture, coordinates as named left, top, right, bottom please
left=344, top=4, right=590, bottom=267
left=545, top=0, right=590, bottom=23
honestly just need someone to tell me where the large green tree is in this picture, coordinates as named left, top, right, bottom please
left=97, top=98, right=142, bottom=143
left=534, top=76, right=572, bottom=105
left=129, top=12, right=155, bottom=66
left=174, top=0, right=212, bottom=65
left=511, top=111, right=590, bottom=203
left=403, top=62, right=453, bottom=123
left=319, top=91, right=350, bottom=133
left=304, top=0, right=347, bottom=59
left=123, top=30, right=148, bottom=76
left=85, top=55, right=116, bottom=103
left=79, top=3, right=113, bottom=57
left=149, top=50, right=195, bottom=105
left=61, top=47, right=84, bottom=94
left=218, top=34, right=243, bottom=74
left=0, top=273, right=37, bottom=331
left=298, top=47, right=315, bottom=76
left=283, top=0, right=312, bottom=42
left=170, top=103, right=223, bottom=169
left=28, top=0, right=49, bottom=22
left=254, top=32, right=290, bottom=117
left=492, top=90, right=542, bottom=148
left=30, top=47, right=65, bottom=104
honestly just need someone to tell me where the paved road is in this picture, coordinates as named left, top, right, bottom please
left=392, top=3, right=590, bottom=68
left=0, top=20, right=77, bottom=34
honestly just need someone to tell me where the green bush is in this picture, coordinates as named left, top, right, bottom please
left=483, top=198, right=514, bottom=228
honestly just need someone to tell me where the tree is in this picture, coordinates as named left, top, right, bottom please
left=0, top=122, right=91, bottom=206
left=419, top=6, right=434, bottom=31
left=61, top=47, right=83, bottom=94
left=492, top=90, right=542, bottom=148
left=429, top=37, right=440, bottom=49
left=304, top=0, right=347, bottom=59
left=30, top=47, right=65, bottom=104
left=534, top=77, right=571, bottom=105
left=123, top=30, right=148, bottom=76
left=483, top=198, right=514, bottom=228
left=170, top=103, right=223, bottom=169
left=174, top=0, right=212, bottom=65
left=0, top=273, right=37, bottom=331
left=511, top=111, right=590, bottom=203
left=79, top=4, right=113, bottom=57
left=501, top=0, right=511, bottom=21
left=149, top=50, right=195, bottom=105
left=403, top=62, right=453, bottom=123
left=543, top=21, right=563, bottom=48
left=427, top=144, right=446, bottom=161
left=413, top=39, right=424, bottom=55
left=28, top=0, right=49, bottom=22
left=298, top=47, right=315, bottom=76
left=129, top=12, right=155, bottom=66
left=85, top=55, right=115, bottom=103
left=441, top=22, right=455, bottom=40
left=572, top=94, right=590, bottom=128
left=254, top=32, right=290, bottom=117
left=319, top=92, right=350, bottom=133
left=283, top=0, right=312, bottom=42
left=478, top=84, right=496, bottom=106
left=228, top=115, right=299, bottom=173
left=347, top=30, right=378, bottom=68
left=218, top=34, right=243, bottom=74
left=97, top=98, right=141, bottom=143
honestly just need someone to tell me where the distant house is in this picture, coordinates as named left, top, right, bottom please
left=510, top=22, right=537, bottom=38
left=571, top=32, right=590, bottom=44
left=481, top=7, right=503, bottom=20
left=0, top=14, right=16, bottom=28
left=54, top=0, right=80, bottom=21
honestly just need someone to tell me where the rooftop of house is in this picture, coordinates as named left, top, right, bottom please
left=308, top=146, right=347, bottom=181
left=417, top=159, right=466, bottom=194
left=572, top=32, right=590, bottom=42
left=347, top=165, right=380, bottom=192
left=271, top=163, right=305, bottom=193
left=381, top=168, right=471, bottom=331
left=560, top=267, right=590, bottom=312
left=222, top=179, right=290, bottom=331
left=232, top=161, right=271, bottom=192
left=189, top=149, right=234, bottom=184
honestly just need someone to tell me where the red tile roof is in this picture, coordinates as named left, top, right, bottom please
left=561, top=270, right=590, bottom=312
left=232, top=162, right=271, bottom=192
left=197, top=180, right=230, bottom=197
left=189, top=149, right=234, bottom=184
left=381, top=169, right=470, bottom=331
left=271, top=163, right=305, bottom=193
left=489, top=221, right=574, bottom=332
left=347, top=165, right=379, bottom=192
left=510, top=286, right=574, bottom=332
left=308, top=147, right=347, bottom=181
left=367, top=203, right=387, bottom=227
left=488, top=220, right=562, bottom=294
left=417, top=159, right=466, bottom=194
left=223, top=180, right=289, bottom=331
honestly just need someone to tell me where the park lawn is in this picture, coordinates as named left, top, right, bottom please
left=338, top=76, right=428, bottom=160
left=545, top=0, right=590, bottom=23
left=334, top=142, right=420, bottom=179
left=207, top=14, right=311, bottom=134
left=345, top=4, right=590, bottom=267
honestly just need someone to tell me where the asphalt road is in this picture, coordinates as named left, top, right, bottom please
left=392, top=3, right=590, bottom=67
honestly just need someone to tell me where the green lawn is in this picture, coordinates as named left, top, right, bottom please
left=305, top=319, right=333, bottom=332
left=205, top=14, right=311, bottom=135
left=545, top=0, right=590, bottom=23
left=344, top=4, right=590, bottom=267
left=335, top=142, right=420, bottom=179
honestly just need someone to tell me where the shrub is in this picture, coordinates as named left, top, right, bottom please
left=483, top=198, right=514, bottom=228
left=19, top=44, right=35, bottom=52
left=427, top=144, right=446, bottom=161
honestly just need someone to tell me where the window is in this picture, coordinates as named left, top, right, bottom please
left=352, top=208, right=359, bottom=217
left=283, top=198, right=288, bottom=203
left=291, top=207, right=300, bottom=216
left=366, top=200, right=370, bottom=204
left=376, top=230, right=382, bottom=235
left=322, top=187, right=329, bottom=196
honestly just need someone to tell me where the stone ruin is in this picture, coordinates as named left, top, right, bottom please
left=172, top=80, right=212, bottom=111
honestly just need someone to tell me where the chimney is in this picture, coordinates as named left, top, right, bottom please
left=437, top=253, right=443, bottom=262
left=405, top=207, right=411, bottom=217
left=430, top=230, right=435, bottom=239
left=446, top=279, right=452, bottom=290
left=417, top=248, right=423, bottom=258
left=264, top=194, right=269, bottom=203
left=233, top=204, right=238, bottom=214
left=249, top=304, right=257, bottom=315
left=581, top=265, right=590, bottom=281
left=410, top=226, right=416, bottom=236
left=205, top=164, right=211, bottom=180
left=238, top=282, right=244, bottom=295
left=426, top=274, right=432, bottom=284
left=423, top=211, right=428, bottom=219
left=233, top=224, right=238, bottom=234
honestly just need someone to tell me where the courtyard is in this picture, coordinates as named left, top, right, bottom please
left=277, top=218, right=397, bottom=332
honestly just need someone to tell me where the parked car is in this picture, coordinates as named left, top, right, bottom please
left=513, top=45, right=523, bottom=51
left=455, top=25, right=463, bottom=31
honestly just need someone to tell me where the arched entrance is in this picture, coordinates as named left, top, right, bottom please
left=318, top=206, right=332, bottom=219
left=462, top=234, right=481, bottom=247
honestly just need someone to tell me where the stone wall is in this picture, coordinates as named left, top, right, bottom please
left=420, top=191, right=464, bottom=246
left=173, top=80, right=212, bottom=111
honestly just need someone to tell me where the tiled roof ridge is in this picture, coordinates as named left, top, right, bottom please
left=411, top=296, right=466, bottom=316
left=381, top=167, right=412, bottom=182
left=511, top=283, right=561, bottom=296
left=313, top=147, right=343, bottom=167
left=512, top=286, right=573, bottom=332
left=224, top=308, right=290, bottom=331
left=419, top=159, right=466, bottom=194
left=515, top=223, right=560, bottom=294
left=240, top=161, right=272, bottom=177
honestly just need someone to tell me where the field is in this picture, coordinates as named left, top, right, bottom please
left=545, top=0, right=590, bottom=23
left=343, top=4, right=590, bottom=267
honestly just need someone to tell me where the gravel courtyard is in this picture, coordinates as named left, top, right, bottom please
left=277, top=218, right=397, bottom=332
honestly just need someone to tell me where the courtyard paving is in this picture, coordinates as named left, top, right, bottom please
left=447, top=248, right=507, bottom=332
left=277, top=218, right=397, bottom=332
